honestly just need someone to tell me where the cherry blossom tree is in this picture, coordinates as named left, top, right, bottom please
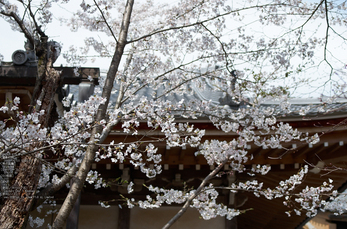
left=0, top=0, right=63, bottom=227
left=0, top=0, right=347, bottom=228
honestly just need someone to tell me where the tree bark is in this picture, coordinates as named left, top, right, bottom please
left=30, top=165, right=79, bottom=212
left=0, top=156, right=41, bottom=228
left=51, top=0, right=134, bottom=228
left=0, top=37, right=62, bottom=229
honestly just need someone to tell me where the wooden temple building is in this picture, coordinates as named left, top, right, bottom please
left=1, top=47, right=347, bottom=229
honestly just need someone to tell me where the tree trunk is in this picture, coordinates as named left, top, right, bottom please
left=0, top=156, right=41, bottom=228
left=52, top=0, right=134, bottom=228
left=0, top=37, right=62, bottom=229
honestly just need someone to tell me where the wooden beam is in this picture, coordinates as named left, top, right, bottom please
left=250, top=147, right=272, bottom=164
left=292, top=144, right=315, bottom=160
left=0, top=66, right=99, bottom=86
left=313, top=142, right=344, bottom=161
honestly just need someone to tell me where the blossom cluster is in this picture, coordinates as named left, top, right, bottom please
left=192, top=184, right=241, bottom=220
left=3, top=0, right=347, bottom=226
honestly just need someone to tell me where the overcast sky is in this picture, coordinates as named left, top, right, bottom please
left=1, top=0, right=347, bottom=98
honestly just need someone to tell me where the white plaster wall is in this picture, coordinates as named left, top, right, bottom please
left=130, top=207, right=225, bottom=229
left=27, top=205, right=118, bottom=229
left=78, top=205, right=119, bottom=229
left=27, top=205, right=224, bottom=229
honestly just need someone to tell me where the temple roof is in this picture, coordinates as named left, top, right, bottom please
left=2, top=62, right=347, bottom=229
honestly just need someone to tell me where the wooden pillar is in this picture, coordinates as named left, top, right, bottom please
left=66, top=184, right=81, bottom=229
left=225, top=217, right=237, bottom=229
left=79, top=80, right=94, bottom=102
left=118, top=207, right=131, bottom=229
left=65, top=80, right=93, bottom=229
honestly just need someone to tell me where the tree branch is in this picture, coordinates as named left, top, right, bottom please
left=323, top=0, right=334, bottom=77
left=52, top=1, right=134, bottom=228
left=127, top=3, right=293, bottom=44
left=162, top=160, right=227, bottom=229
left=200, top=22, right=235, bottom=84
left=30, top=164, right=79, bottom=211
left=27, top=0, right=46, bottom=38
left=0, top=8, right=35, bottom=46
left=93, top=0, right=118, bottom=43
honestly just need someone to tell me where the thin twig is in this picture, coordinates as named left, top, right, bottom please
left=162, top=160, right=227, bottom=229
left=93, top=0, right=118, bottom=43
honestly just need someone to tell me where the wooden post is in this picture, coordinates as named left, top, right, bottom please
left=225, top=216, right=238, bottom=229
left=66, top=190, right=81, bottom=229
left=79, top=80, right=94, bottom=102
left=118, top=207, right=131, bottom=229
left=65, top=79, right=93, bottom=228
